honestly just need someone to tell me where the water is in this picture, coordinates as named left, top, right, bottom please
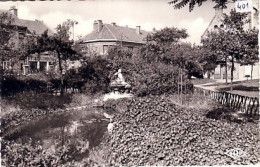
left=4, top=107, right=110, bottom=161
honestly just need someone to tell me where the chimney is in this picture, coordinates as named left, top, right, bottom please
left=9, top=6, right=18, bottom=17
left=93, top=20, right=103, bottom=32
left=93, top=21, right=98, bottom=31
left=111, top=22, right=116, bottom=26
left=136, top=26, right=141, bottom=34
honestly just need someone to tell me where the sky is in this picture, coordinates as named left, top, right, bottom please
left=0, top=0, right=236, bottom=44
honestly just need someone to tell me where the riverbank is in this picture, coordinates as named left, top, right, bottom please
left=1, top=93, right=113, bottom=166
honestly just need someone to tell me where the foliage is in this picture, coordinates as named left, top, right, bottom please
left=239, top=28, right=259, bottom=66
left=1, top=74, right=83, bottom=97
left=0, top=12, right=15, bottom=48
left=24, top=20, right=79, bottom=95
left=147, top=27, right=188, bottom=44
left=0, top=12, right=24, bottom=72
left=1, top=139, right=89, bottom=167
left=132, top=62, right=179, bottom=96
left=202, top=9, right=258, bottom=90
left=64, top=69, right=85, bottom=92
left=2, top=92, right=72, bottom=111
left=103, top=98, right=132, bottom=113
left=198, top=46, right=219, bottom=76
left=105, top=96, right=259, bottom=165
left=100, top=27, right=199, bottom=96
left=168, top=0, right=230, bottom=11
left=77, top=56, right=112, bottom=94
left=1, top=76, right=48, bottom=96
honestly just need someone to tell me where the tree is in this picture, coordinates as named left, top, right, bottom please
left=142, top=28, right=200, bottom=102
left=201, top=29, right=229, bottom=82
left=198, top=46, right=219, bottom=79
left=238, top=28, right=258, bottom=80
left=26, top=20, right=79, bottom=95
left=148, top=27, right=188, bottom=44
left=0, top=12, right=15, bottom=47
left=168, top=0, right=231, bottom=11
left=143, top=27, right=189, bottom=63
left=202, top=9, right=258, bottom=91
left=0, top=12, right=16, bottom=71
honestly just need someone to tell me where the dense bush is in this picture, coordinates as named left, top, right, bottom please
left=132, top=62, right=179, bottom=96
left=64, top=69, right=85, bottom=92
left=1, top=138, right=89, bottom=167
left=1, top=76, right=49, bottom=96
left=104, top=96, right=259, bottom=166
left=4, top=93, right=72, bottom=111
left=77, top=56, right=112, bottom=94
left=1, top=76, right=26, bottom=96
left=103, top=98, right=132, bottom=114
left=1, top=73, right=85, bottom=96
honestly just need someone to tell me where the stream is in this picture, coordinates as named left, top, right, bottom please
left=4, top=107, right=111, bottom=161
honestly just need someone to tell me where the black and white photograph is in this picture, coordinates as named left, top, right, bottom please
left=0, top=0, right=259, bottom=166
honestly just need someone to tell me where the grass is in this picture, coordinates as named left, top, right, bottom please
left=216, top=79, right=259, bottom=98
left=200, top=79, right=259, bottom=98
left=204, top=79, right=259, bottom=87
left=168, top=93, right=218, bottom=111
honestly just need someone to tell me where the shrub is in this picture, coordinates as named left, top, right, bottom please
left=5, top=93, right=72, bottom=110
left=1, top=76, right=49, bottom=96
left=77, top=56, right=111, bottom=94
left=106, top=46, right=194, bottom=96
left=103, top=98, right=132, bottom=113
left=105, top=96, right=259, bottom=166
left=1, top=76, right=26, bottom=96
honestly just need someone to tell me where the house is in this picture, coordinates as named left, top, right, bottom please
left=201, top=1, right=259, bottom=80
left=80, top=20, right=149, bottom=55
left=0, top=6, right=54, bottom=75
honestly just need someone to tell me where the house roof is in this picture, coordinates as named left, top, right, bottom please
left=201, top=11, right=224, bottom=39
left=0, top=9, right=53, bottom=35
left=82, top=23, right=149, bottom=44
left=14, top=18, right=53, bottom=35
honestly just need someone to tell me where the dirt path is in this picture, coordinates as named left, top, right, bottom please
left=194, top=82, right=219, bottom=91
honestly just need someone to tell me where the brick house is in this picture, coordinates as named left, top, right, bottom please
left=201, top=2, right=259, bottom=80
left=80, top=20, right=149, bottom=56
left=0, top=7, right=54, bottom=75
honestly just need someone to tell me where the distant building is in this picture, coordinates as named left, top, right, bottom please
left=201, top=1, right=259, bottom=80
left=80, top=20, right=149, bottom=55
left=0, top=6, right=54, bottom=75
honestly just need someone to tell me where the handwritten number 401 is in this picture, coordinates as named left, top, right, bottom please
left=237, top=2, right=249, bottom=10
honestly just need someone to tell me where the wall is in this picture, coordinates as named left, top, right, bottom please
left=83, top=41, right=144, bottom=56
left=212, top=62, right=259, bottom=81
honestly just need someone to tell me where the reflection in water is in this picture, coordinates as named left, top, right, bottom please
left=4, top=108, right=110, bottom=161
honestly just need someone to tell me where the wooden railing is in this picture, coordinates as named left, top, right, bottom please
left=194, top=87, right=259, bottom=116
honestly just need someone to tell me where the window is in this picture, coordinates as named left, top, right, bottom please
left=103, top=45, right=108, bottom=55
left=128, top=47, right=134, bottom=52
left=18, top=32, right=25, bottom=39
